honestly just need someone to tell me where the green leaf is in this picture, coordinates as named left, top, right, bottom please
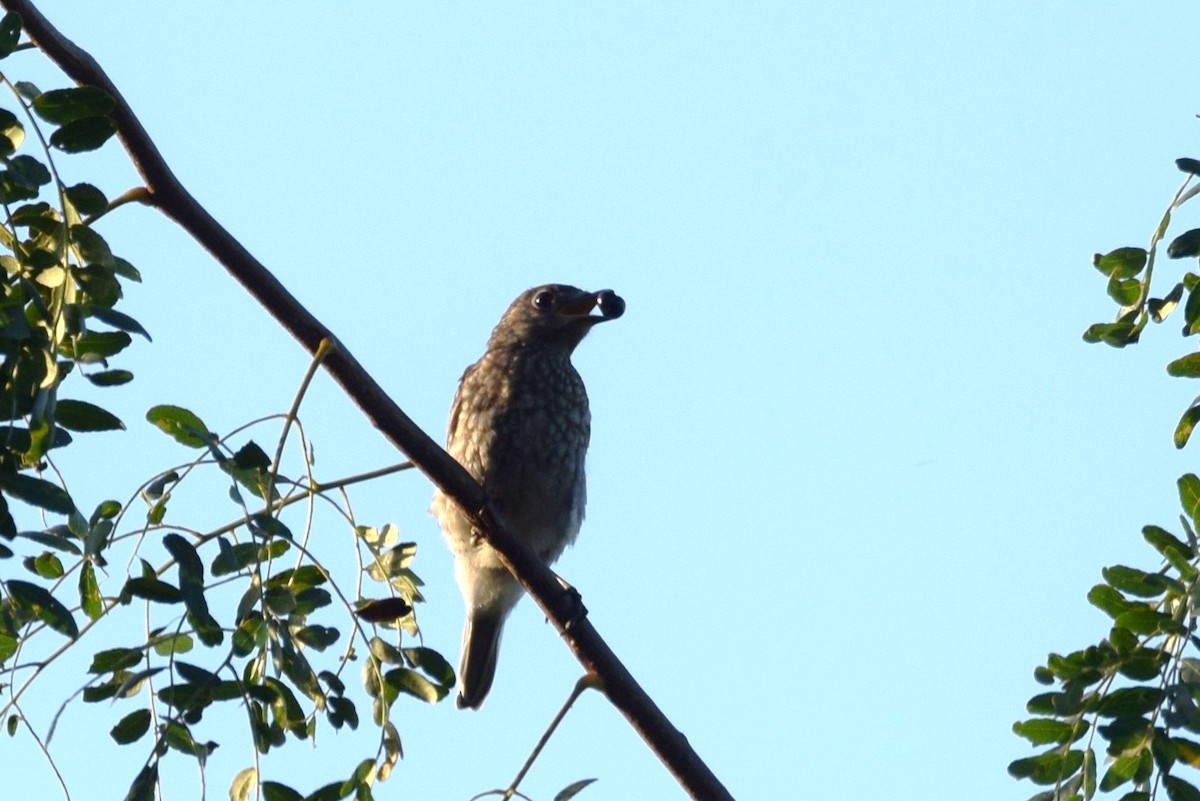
left=355, top=597, right=413, bottom=624
left=19, top=529, right=79, bottom=554
left=163, top=532, right=222, bottom=646
left=1103, top=565, right=1170, bottom=598
left=1100, top=750, right=1141, bottom=792
left=211, top=538, right=290, bottom=577
left=33, top=87, right=115, bottom=125
left=146, top=405, right=213, bottom=448
left=7, top=155, right=51, bottom=191
left=69, top=224, right=113, bottom=267
left=64, top=331, right=132, bottom=362
left=124, top=763, right=157, bottom=801
left=0, top=12, right=22, bottom=59
left=152, top=632, right=193, bottom=657
left=1175, top=736, right=1200, bottom=767
left=5, top=578, right=78, bottom=638
left=1170, top=230, right=1200, bottom=261
left=1169, top=353, right=1200, bottom=378
left=110, top=708, right=151, bottom=744
left=85, top=368, right=134, bottom=387
left=49, top=117, right=117, bottom=153
left=89, top=647, right=143, bottom=674
left=1115, top=607, right=1178, bottom=635
left=0, top=473, right=75, bottom=514
left=262, top=782, right=304, bottom=801
left=0, top=634, right=18, bottom=665
left=1165, top=775, right=1200, bottom=801
left=54, top=399, right=125, bottom=432
left=122, top=576, right=183, bottom=604
left=383, top=667, right=442, bottom=703
left=1007, top=748, right=1085, bottom=785
left=1087, top=584, right=1130, bottom=618
left=65, top=183, right=109, bottom=217
left=1177, top=403, right=1200, bottom=449
left=553, top=779, right=598, bottom=801
left=1095, top=686, right=1165, bottom=718
left=403, top=647, right=455, bottom=686
left=1093, top=247, right=1148, bottom=278
left=294, top=625, right=339, bottom=651
left=1082, top=320, right=1138, bottom=347
left=1108, top=276, right=1142, bottom=306
left=1012, top=718, right=1076, bottom=746
left=326, top=695, right=359, bottom=731
left=89, top=306, right=150, bottom=340
left=1182, top=474, right=1200, bottom=527
left=30, top=551, right=64, bottom=578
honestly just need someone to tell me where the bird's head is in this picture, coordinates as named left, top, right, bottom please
left=487, top=284, right=625, bottom=352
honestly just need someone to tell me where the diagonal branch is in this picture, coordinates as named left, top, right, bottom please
left=0, top=3, right=735, bottom=800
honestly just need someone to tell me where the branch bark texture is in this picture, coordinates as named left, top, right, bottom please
left=0, top=3, right=736, bottom=800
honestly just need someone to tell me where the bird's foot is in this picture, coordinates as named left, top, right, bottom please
left=552, top=574, right=588, bottom=632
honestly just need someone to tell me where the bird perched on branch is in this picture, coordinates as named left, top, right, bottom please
left=432, top=284, right=625, bottom=710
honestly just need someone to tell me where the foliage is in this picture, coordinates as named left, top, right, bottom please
left=0, top=12, right=457, bottom=801
left=1012, top=159, right=1200, bottom=799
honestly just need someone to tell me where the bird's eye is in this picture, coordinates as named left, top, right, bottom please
left=531, top=290, right=556, bottom=311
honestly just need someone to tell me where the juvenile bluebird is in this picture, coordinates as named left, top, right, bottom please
left=432, top=284, right=624, bottom=709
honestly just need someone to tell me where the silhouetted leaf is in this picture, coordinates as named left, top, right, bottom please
left=89, top=647, right=143, bottom=674
left=1170, top=230, right=1200, bottom=260
left=1165, top=775, right=1200, bottom=801
left=163, top=533, right=222, bottom=646
left=64, top=331, right=131, bottom=362
left=55, top=399, right=125, bottom=432
left=124, top=763, right=157, bottom=801
left=0, top=12, right=22, bottom=59
left=65, top=182, right=108, bottom=216
left=0, top=473, right=74, bottom=514
left=5, top=578, right=78, bottom=638
left=110, top=708, right=151, bottom=744
left=262, top=782, right=303, bottom=801
left=554, top=779, right=598, bottom=801
left=49, top=116, right=116, bottom=153
left=89, top=306, right=150, bottom=340
left=85, top=368, right=133, bottom=386
left=33, top=87, right=115, bottom=125
left=355, top=597, right=413, bottom=624
left=122, top=576, right=183, bottom=604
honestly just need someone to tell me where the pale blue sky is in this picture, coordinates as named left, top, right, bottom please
left=8, top=3, right=1200, bottom=799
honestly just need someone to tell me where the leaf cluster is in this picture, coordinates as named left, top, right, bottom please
left=1084, top=159, right=1200, bottom=448
left=1012, top=474, right=1200, bottom=800
left=2, top=397, right=448, bottom=801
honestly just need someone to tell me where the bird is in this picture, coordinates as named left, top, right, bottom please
left=432, top=284, right=624, bottom=709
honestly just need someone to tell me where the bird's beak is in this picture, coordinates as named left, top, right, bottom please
left=559, top=289, right=624, bottom=323
left=558, top=291, right=601, bottom=320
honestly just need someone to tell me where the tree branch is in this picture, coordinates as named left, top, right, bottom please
left=0, top=3, right=735, bottom=800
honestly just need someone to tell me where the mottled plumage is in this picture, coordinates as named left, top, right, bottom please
left=432, top=284, right=623, bottom=709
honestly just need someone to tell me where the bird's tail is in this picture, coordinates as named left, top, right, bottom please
left=457, top=610, right=504, bottom=709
